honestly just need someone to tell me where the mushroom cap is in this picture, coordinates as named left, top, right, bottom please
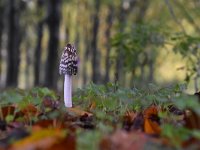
left=59, top=44, right=78, bottom=75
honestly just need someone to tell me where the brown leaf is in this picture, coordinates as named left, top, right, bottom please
left=0, top=106, right=15, bottom=119
left=48, top=134, right=76, bottom=150
left=10, top=129, right=68, bottom=150
left=143, top=106, right=161, bottom=135
left=33, top=119, right=66, bottom=129
left=42, top=96, right=60, bottom=109
left=182, top=137, right=200, bottom=149
left=100, top=130, right=159, bottom=150
left=20, top=104, right=39, bottom=116
left=123, top=111, right=144, bottom=131
left=67, top=107, right=93, bottom=117
left=131, top=113, right=144, bottom=131
left=184, top=110, right=200, bottom=129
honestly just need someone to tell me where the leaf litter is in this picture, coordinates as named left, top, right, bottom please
left=0, top=84, right=200, bottom=150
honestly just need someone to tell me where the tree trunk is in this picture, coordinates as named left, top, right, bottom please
left=34, top=0, right=45, bottom=86
left=148, top=59, right=154, bottom=82
left=115, top=0, right=137, bottom=85
left=44, top=0, right=61, bottom=88
left=104, top=4, right=114, bottom=83
left=91, top=0, right=100, bottom=83
left=0, top=0, right=4, bottom=76
left=34, top=21, right=44, bottom=86
left=6, top=0, right=21, bottom=87
left=135, top=0, right=150, bottom=23
left=82, top=30, right=91, bottom=85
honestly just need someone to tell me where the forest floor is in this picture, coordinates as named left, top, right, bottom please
left=0, top=83, right=200, bottom=150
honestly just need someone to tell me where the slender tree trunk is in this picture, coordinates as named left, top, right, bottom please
left=83, top=31, right=91, bottom=85
left=135, top=0, right=150, bottom=23
left=115, top=0, right=137, bottom=85
left=6, top=0, right=21, bottom=87
left=91, top=0, right=100, bottom=83
left=44, top=0, right=61, bottom=88
left=148, top=59, right=154, bottom=82
left=104, top=4, right=114, bottom=83
left=34, top=21, right=44, bottom=86
left=34, top=0, right=45, bottom=86
left=82, top=2, right=91, bottom=85
left=0, top=0, right=4, bottom=76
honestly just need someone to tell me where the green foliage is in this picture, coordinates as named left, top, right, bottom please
left=111, top=23, right=168, bottom=87
left=0, top=84, right=200, bottom=148
left=0, top=87, right=57, bottom=121
left=112, top=23, right=165, bottom=72
left=74, top=82, right=199, bottom=130
left=171, top=33, right=200, bottom=84
left=161, top=124, right=191, bottom=148
left=0, top=87, right=57, bottom=105
left=77, top=129, right=102, bottom=150
left=74, top=82, right=200, bottom=148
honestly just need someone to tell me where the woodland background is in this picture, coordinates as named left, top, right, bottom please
left=0, top=0, right=200, bottom=93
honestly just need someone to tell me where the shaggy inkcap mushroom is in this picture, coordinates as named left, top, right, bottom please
left=59, top=44, right=78, bottom=107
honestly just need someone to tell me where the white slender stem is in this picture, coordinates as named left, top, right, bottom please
left=64, top=74, right=72, bottom=107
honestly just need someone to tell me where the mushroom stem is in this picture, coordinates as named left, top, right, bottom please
left=64, top=74, right=72, bottom=107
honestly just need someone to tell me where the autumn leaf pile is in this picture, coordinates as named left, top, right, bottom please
left=0, top=84, right=200, bottom=150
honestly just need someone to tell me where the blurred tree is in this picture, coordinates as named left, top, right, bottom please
left=91, top=0, right=100, bottom=83
left=80, top=0, right=92, bottom=85
left=172, top=34, right=200, bottom=92
left=44, top=0, right=61, bottom=88
left=6, top=0, right=22, bottom=86
left=0, top=0, right=5, bottom=76
left=0, top=0, right=199, bottom=90
left=112, top=24, right=164, bottom=87
left=104, top=3, right=114, bottom=83
left=115, top=0, right=137, bottom=85
left=34, top=0, right=45, bottom=86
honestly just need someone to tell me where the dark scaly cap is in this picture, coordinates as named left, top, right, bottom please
left=59, top=44, right=78, bottom=75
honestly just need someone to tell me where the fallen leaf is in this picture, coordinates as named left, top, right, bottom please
left=123, top=111, right=143, bottom=131
left=67, top=107, right=93, bottom=117
left=184, top=110, right=200, bottom=129
left=33, top=119, right=65, bottom=129
left=10, top=129, right=66, bottom=150
left=48, top=134, right=76, bottom=150
left=143, top=106, right=161, bottom=135
left=100, top=130, right=160, bottom=150
left=0, top=106, right=15, bottom=119
left=20, top=104, right=40, bottom=117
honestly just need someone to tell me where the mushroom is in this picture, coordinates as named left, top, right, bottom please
left=59, top=44, right=78, bottom=107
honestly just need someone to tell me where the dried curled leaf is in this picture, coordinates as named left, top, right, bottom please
left=143, top=106, right=161, bottom=135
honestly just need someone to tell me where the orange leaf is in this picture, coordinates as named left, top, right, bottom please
left=144, top=119, right=161, bottom=135
left=11, top=129, right=67, bottom=150
left=143, top=106, right=161, bottom=135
